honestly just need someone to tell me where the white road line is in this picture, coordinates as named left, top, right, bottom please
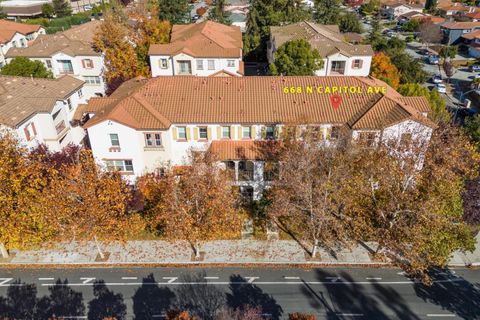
left=366, top=277, right=382, bottom=280
left=121, top=277, right=138, bottom=280
left=38, top=277, right=55, bottom=281
left=79, top=277, right=95, bottom=284
left=0, top=278, right=13, bottom=286
left=326, top=276, right=342, bottom=282
left=336, top=313, right=364, bottom=317
left=284, top=276, right=300, bottom=280
left=204, top=276, right=220, bottom=280
left=162, top=277, right=178, bottom=284
left=426, top=314, right=455, bottom=317
left=245, top=276, right=259, bottom=283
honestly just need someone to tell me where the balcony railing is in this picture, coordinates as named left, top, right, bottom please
left=58, top=69, right=74, bottom=75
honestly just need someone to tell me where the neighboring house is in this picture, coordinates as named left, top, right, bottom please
left=268, top=21, right=373, bottom=76
left=149, top=21, right=244, bottom=77
left=437, top=1, right=474, bottom=16
left=5, top=21, right=106, bottom=99
left=0, top=20, right=45, bottom=68
left=0, top=75, right=87, bottom=151
left=225, top=0, right=249, bottom=32
left=465, top=11, right=480, bottom=22
left=0, top=0, right=51, bottom=18
left=383, top=3, right=423, bottom=19
left=460, top=30, right=480, bottom=57
left=79, top=76, right=434, bottom=200
left=411, top=15, right=445, bottom=24
left=441, top=22, right=480, bottom=45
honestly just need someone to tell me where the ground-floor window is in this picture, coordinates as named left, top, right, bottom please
left=105, top=160, right=134, bottom=173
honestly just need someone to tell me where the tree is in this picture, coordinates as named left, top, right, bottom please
left=439, top=45, right=458, bottom=61
left=370, top=52, right=400, bottom=89
left=366, top=14, right=385, bottom=50
left=398, top=83, right=450, bottom=123
left=418, top=22, right=442, bottom=49
left=0, top=57, right=53, bottom=78
left=443, top=60, right=455, bottom=83
left=401, top=19, right=420, bottom=32
left=139, top=151, right=245, bottom=258
left=464, top=115, right=480, bottom=151
left=267, top=127, right=352, bottom=258
left=208, top=0, right=231, bottom=25
left=93, top=12, right=140, bottom=92
left=52, top=0, right=72, bottom=17
left=360, top=0, right=380, bottom=16
left=0, top=6, right=7, bottom=19
left=339, top=12, right=364, bottom=33
left=313, top=0, right=341, bottom=24
left=270, top=39, right=323, bottom=76
left=41, top=3, right=54, bottom=18
left=389, top=52, right=428, bottom=84
left=425, top=0, right=437, bottom=11
left=158, top=0, right=191, bottom=24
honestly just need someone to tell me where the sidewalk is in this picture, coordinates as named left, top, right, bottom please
left=2, top=233, right=479, bottom=267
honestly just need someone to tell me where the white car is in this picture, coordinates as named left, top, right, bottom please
left=432, top=75, right=442, bottom=83
left=435, top=83, right=447, bottom=93
left=474, top=74, right=480, bottom=79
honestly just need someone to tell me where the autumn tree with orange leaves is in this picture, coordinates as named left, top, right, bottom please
left=139, top=151, right=245, bottom=258
left=370, top=52, right=400, bottom=89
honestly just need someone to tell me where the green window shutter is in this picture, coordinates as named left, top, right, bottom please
left=217, top=126, right=221, bottom=139
left=186, top=127, right=191, bottom=140
left=261, top=126, right=266, bottom=139
left=325, top=127, right=332, bottom=140
left=172, top=127, right=177, bottom=140
left=230, top=126, right=235, bottom=139
left=251, top=126, right=256, bottom=140
left=194, top=127, right=199, bottom=140
left=237, top=126, right=242, bottom=139
left=207, top=127, right=212, bottom=140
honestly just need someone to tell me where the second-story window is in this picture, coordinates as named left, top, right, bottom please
left=24, top=122, right=37, bottom=141
left=227, top=60, right=235, bottom=67
left=327, top=126, right=340, bottom=140
left=197, top=60, right=204, bottom=70
left=352, top=59, right=362, bottom=69
left=82, top=59, right=94, bottom=69
left=222, top=126, right=230, bottom=139
left=242, top=126, right=251, bottom=139
left=110, top=133, right=120, bottom=146
left=177, top=127, right=187, bottom=140
left=78, top=89, right=83, bottom=98
left=266, top=126, right=275, bottom=140
left=46, top=60, right=52, bottom=68
left=208, top=60, right=215, bottom=70
left=199, top=127, right=208, bottom=140
left=67, top=98, right=72, bottom=111
left=145, top=133, right=162, bottom=147
left=160, top=59, right=168, bottom=69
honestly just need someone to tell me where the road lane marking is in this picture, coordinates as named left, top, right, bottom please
left=245, top=276, right=259, bottom=283
left=326, top=276, right=341, bottom=282
left=0, top=278, right=13, bottom=286
left=426, top=314, right=455, bottom=317
left=284, top=276, right=300, bottom=280
left=79, top=277, right=95, bottom=284
left=121, top=277, right=138, bottom=280
left=204, top=276, right=220, bottom=280
left=336, top=313, right=364, bottom=317
left=162, top=277, right=178, bottom=284
left=366, top=277, right=382, bottom=280
left=38, top=278, right=55, bottom=281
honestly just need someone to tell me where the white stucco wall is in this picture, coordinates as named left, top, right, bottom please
left=316, top=53, right=372, bottom=77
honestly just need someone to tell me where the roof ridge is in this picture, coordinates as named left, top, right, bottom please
left=132, top=92, right=171, bottom=128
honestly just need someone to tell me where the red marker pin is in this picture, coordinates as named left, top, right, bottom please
left=330, top=94, right=342, bottom=111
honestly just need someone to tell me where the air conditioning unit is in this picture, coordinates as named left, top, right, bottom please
left=464, top=99, right=472, bottom=109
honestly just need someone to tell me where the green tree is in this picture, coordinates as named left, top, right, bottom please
left=439, top=45, right=458, bottom=61
left=0, top=57, right=53, bottom=78
left=401, top=19, right=420, bottom=32
left=390, top=53, right=428, bottom=84
left=425, top=0, right=437, bottom=11
left=360, top=0, right=380, bottom=16
left=208, top=0, right=231, bottom=25
left=398, top=83, right=450, bottom=123
left=0, top=6, right=7, bottom=19
left=52, top=0, right=72, bottom=17
left=158, top=0, right=191, bottom=24
left=269, top=39, right=323, bottom=75
left=464, top=115, right=480, bottom=151
left=313, top=0, right=341, bottom=24
left=367, top=14, right=385, bottom=50
left=339, top=12, right=364, bottom=33
left=41, top=3, right=54, bottom=18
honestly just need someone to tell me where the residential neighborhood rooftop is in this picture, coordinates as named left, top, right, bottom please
left=0, top=19, right=43, bottom=44
left=0, top=75, right=83, bottom=127
left=148, top=20, right=242, bottom=58
left=81, top=76, right=434, bottom=131
left=442, top=21, right=480, bottom=29
left=270, top=21, right=374, bottom=57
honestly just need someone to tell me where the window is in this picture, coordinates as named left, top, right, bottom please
left=227, top=60, right=235, bottom=67
left=23, top=122, right=37, bottom=141
left=199, top=127, right=208, bottom=139
left=66, top=98, right=72, bottom=111
left=177, top=127, right=187, bottom=140
left=178, top=61, right=192, bottom=74
left=55, top=120, right=66, bottom=134
left=222, top=126, right=230, bottom=139
left=84, top=76, right=101, bottom=85
left=330, top=61, right=345, bottom=74
left=110, top=133, right=120, bottom=146
left=46, top=60, right=52, bottom=68
left=20, top=39, right=26, bottom=47
left=78, top=89, right=83, bottom=98
left=82, top=59, right=94, bottom=69
left=238, top=160, right=254, bottom=181
left=145, top=133, right=162, bottom=147
left=358, top=132, right=377, bottom=147
left=353, top=59, right=362, bottom=69
left=11, top=41, right=16, bottom=48
left=160, top=59, right=168, bottom=69
left=265, top=126, right=275, bottom=140
left=328, top=126, right=340, bottom=140
left=57, top=60, right=73, bottom=74
left=52, top=109, right=61, bottom=120
left=197, top=60, right=204, bottom=70
left=208, top=60, right=215, bottom=70
left=105, top=160, right=134, bottom=172
left=242, top=126, right=251, bottom=139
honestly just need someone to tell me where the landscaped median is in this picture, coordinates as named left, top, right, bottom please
left=1, top=238, right=479, bottom=267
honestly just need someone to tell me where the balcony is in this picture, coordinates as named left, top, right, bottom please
left=57, top=60, right=74, bottom=75
left=55, top=120, right=66, bottom=135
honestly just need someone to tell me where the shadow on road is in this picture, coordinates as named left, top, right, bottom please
left=132, top=273, right=176, bottom=319
left=88, top=280, right=127, bottom=320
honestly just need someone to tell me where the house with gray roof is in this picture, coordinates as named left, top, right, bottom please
left=268, top=21, right=374, bottom=77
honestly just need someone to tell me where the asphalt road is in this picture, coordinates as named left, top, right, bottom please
left=0, top=267, right=478, bottom=319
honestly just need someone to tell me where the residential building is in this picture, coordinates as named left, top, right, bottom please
left=0, top=0, right=51, bottom=18
left=149, top=21, right=243, bottom=77
left=5, top=21, right=105, bottom=99
left=441, top=22, right=480, bottom=45
left=0, top=20, right=45, bottom=68
left=383, top=3, right=423, bottom=19
left=268, top=22, right=373, bottom=77
left=466, top=11, right=480, bottom=22
left=460, top=30, right=480, bottom=57
left=78, top=76, right=434, bottom=200
left=437, top=1, right=474, bottom=16
left=0, top=75, right=87, bottom=151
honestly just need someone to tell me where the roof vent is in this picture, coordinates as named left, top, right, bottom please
left=6, top=95, right=12, bottom=99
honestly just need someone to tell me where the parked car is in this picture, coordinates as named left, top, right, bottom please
left=428, top=55, right=439, bottom=65
left=432, top=74, right=442, bottom=83
left=474, top=74, right=480, bottom=79
left=435, top=83, right=447, bottom=93
left=387, top=31, right=396, bottom=37
left=470, top=65, right=480, bottom=72
left=191, top=14, right=200, bottom=22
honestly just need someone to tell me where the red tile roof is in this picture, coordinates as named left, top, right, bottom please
left=209, top=140, right=281, bottom=160
left=0, top=19, right=42, bottom=44
left=442, top=22, right=480, bottom=29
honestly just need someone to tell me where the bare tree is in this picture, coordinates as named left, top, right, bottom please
left=418, top=22, right=443, bottom=50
